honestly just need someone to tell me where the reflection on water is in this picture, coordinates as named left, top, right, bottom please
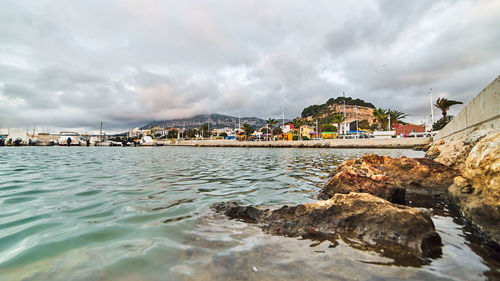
left=0, top=147, right=498, bottom=280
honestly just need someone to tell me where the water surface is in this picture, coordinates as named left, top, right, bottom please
left=0, top=147, right=498, bottom=280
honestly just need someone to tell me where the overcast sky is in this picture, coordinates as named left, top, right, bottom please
left=1, top=0, right=499, bottom=132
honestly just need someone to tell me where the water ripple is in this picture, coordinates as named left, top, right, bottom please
left=0, top=146, right=497, bottom=280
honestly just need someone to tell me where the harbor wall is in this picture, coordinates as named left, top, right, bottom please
left=434, top=75, right=500, bottom=140
left=167, top=138, right=432, bottom=148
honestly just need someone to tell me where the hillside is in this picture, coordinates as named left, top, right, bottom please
left=301, top=97, right=376, bottom=124
left=141, top=114, right=273, bottom=130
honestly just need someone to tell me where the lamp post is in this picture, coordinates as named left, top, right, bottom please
left=315, top=119, right=318, bottom=140
left=354, top=107, right=358, bottom=138
left=343, top=91, right=346, bottom=135
left=429, top=88, right=434, bottom=127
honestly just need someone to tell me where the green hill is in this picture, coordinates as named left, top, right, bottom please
left=301, top=97, right=375, bottom=118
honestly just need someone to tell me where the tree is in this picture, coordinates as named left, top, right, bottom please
left=266, top=118, right=278, bottom=140
left=386, top=109, right=407, bottom=129
left=358, top=119, right=375, bottom=131
left=320, top=123, right=337, bottom=132
left=219, top=132, right=228, bottom=138
left=292, top=117, right=306, bottom=129
left=242, top=122, right=254, bottom=138
left=185, top=129, right=197, bottom=138
left=434, top=98, right=463, bottom=118
left=200, top=124, right=211, bottom=138
left=331, top=113, right=345, bottom=134
left=167, top=129, right=177, bottom=139
left=433, top=115, right=453, bottom=131
left=273, top=127, right=283, bottom=136
left=373, top=108, right=388, bottom=130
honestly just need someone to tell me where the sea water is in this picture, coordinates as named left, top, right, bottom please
left=0, top=147, right=498, bottom=280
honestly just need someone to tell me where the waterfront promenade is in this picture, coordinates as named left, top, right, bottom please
left=166, top=137, right=432, bottom=149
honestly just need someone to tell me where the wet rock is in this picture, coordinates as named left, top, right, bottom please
left=448, top=132, right=500, bottom=243
left=318, top=154, right=459, bottom=202
left=214, top=192, right=443, bottom=259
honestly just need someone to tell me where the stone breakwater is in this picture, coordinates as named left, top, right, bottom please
left=168, top=138, right=432, bottom=149
left=214, top=154, right=462, bottom=262
left=427, top=130, right=500, bottom=243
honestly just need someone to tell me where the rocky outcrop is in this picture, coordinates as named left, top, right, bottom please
left=425, top=129, right=495, bottom=170
left=448, top=132, right=500, bottom=243
left=318, top=154, right=460, bottom=203
left=214, top=192, right=442, bottom=259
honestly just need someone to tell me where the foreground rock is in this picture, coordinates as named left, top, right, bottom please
left=448, top=132, right=500, bottom=243
left=318, top=154, right=460, bottom=203
left=214, top=192, right=442, bottom=259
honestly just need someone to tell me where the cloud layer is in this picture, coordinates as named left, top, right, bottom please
left=1, top=0, right=499, bottom=131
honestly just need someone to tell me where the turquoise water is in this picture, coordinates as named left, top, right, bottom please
left=0, top=147, right=498, bottom=280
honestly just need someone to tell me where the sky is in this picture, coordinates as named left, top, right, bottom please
left=1, top=0, right=499, bottom=132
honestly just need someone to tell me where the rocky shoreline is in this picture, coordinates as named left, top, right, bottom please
left=427, top=130, right=500, bottom=243
left=213, top=129, right=499, bottom=262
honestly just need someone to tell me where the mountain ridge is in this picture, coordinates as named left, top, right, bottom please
left=141, top=113, right=288, bottom=130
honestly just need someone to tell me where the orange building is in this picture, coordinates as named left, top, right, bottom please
left=395, top=124, right=425, bottom=135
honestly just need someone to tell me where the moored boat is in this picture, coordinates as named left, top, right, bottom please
left=58, top=132, right=81, bottom=146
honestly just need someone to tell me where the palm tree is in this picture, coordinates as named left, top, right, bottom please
left=387, top=109, right=407, bottom=129
left=242, top=122, right=254, bottom=139
left=292, top=117, right=306, bottom=128
left=373, top=108, right=387, bottom=130
left=266, top=118, right=278, bottom=141
left=331, top=113, right=345, bottom=134
left=434, top=98, right=463, bottom=118
left=200, top=124, right=210, bottom=138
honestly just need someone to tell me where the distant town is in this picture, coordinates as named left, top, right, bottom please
left=0, top=95, right=461, bottom=146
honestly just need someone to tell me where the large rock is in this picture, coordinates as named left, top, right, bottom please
left=448, top=132, right=500, bottom=243
left=426, top=128, right=495, bottom=169
left=214, top=192, right=442, bottom=259
left=318, top=154, right=460, bottom=203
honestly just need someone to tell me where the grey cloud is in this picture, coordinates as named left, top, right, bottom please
left=0, top=0, right=499, bottom=130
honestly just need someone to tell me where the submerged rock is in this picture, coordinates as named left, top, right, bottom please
left=448, top=132, right=500, bottom=243
left=214, top=192, right=442, bottom=259
left=318, top=154, right=459, bottom=202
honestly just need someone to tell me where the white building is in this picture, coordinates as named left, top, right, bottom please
left=280, top=124, right=293, bottom=134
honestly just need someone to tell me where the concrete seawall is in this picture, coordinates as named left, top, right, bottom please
left=434, top=75, right=500, bottom=140
left=166, top=138, right=432, bottom=148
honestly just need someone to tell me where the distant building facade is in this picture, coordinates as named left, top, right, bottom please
left=395, top=124, right=425, bottom=135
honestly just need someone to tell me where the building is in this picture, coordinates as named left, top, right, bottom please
left=299, top=126, right=315, bottom=139
left=280, top=123, right=295, bottom=134
left=395, top=124, right=425, bottom=136
left=128, top=128, right=152, bottom=138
